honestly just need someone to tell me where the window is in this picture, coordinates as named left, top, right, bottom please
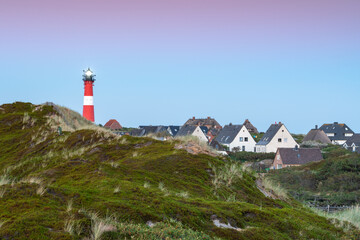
left=277, top=155, right=280, bottom=160
left=240, top=137, right=243, bottom=142
left=242, top=146, right=245, bottom=151
left=282, top=130, right=284, bottom=132
left=278, top=138, right=282, bottom=142
left=284, top=138, right=288, bottom=143
left=245, top=137, right=248, bottom=142
left=277, top=164, right=282, bottom=169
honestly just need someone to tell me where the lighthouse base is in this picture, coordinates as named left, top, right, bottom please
left=83, top=105, right=95, bottom=122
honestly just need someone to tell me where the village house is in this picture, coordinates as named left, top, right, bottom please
left=256, top=122, right=298, bottom=153
left=183, top=116, right=222, bottom=141
left=243, top=119, right=259, bottom=134
left=214, top=124, right=256, bottom=152
left=272, top=147, right=323, bottom=169
left=176, top=125, right=208, bottom=142
left=343, top=134, right=360, bottom=153
left=207, top=128, right=221, bottom=143
left=319, top=122, right=354, bottom=145
left=104, top=119, right=122, bottom=130
left=302, top=125, right=332, bottom=144
left=129, top=128, right=146, bottom=137
left=166, top=126, right=181, bottom=137
left=184, top=116, right=222, bottom=130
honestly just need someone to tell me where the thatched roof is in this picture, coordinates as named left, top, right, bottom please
left=243, top=119, right=259, bottom=134
left=303, top=129, right=331, bottom=144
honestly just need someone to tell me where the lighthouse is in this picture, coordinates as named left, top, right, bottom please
left=82, top=68, right=96, bottom=122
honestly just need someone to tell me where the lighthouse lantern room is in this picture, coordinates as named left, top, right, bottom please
left=82, top=68, right=96, bottom=122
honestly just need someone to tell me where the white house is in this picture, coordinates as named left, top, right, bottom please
left=256, top=122, right=299, bottom=153
left=176, top=125, right=208, bottom=142
left=319, top=122, right=354, bottom=145
left=214, top=124, right=256, bottom=152
left=343, top=134, right=360, bottom=153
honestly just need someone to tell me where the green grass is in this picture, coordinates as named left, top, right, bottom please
left=0, top=102, right=358, bottom=239
left=267, top=145, right=360, bottom=206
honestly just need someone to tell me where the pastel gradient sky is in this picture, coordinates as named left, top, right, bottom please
left=1, top=0, right=359, bottom=133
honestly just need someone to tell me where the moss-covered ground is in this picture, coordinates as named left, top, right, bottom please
left=0, top=102, right=358, bottom=239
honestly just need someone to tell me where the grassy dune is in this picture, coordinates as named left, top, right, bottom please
left=0, top=102, right=358, bottom=239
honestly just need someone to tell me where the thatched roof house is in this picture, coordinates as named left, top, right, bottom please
left=303, top=126, right=331, bottom=144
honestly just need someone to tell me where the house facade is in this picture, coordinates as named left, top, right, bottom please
left=256, top=123, right=298, bottom=153
left=319, top=122, right=354, bottom=145
left=176, top=125, right=208, bottom=142
left=272, top=148, right=323, bottom=169
left=214, top=124, right=256, bottom=152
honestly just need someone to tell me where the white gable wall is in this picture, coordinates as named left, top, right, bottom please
left=229, top=126, right=256, bottom=152
left=257, top=125, right=299, bottom=153
left=192, top=126, right=209, bottom=142
left=266, top=125, right=298, bottom=153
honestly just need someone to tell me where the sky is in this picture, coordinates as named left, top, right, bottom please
left=0, top=0, right=359, bottom=133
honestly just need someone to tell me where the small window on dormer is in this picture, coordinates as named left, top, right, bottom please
left=278, top=138, right=282, bottom=142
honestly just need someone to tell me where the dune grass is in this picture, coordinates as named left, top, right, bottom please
left=0, top=102, right=358, bottom=239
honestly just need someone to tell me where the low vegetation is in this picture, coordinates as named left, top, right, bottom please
left=267, top=145, right=360, bottom=206
left=228, top=151, right=275, bottom=163
left=0, top=102, right=358, bottom=239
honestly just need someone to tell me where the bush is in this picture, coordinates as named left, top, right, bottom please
left=229, top=151, right=275, bottom=163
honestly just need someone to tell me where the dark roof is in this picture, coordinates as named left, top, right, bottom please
left=176, top=125, right=198, bottom=137
left=243, top=119, right=259, bottom=134
left=277, top=148, right=323, bottom=165
left=139, top=126, right=168, bottom=135
left=214, top=124, right=243, bottom=144
left=104, top=119, right=122, bottom=130
left=319, top=122, right=354, bottom=141
left=200, top=126, right=209, bottom=135
left=257, top=124, right=283, bottom=145
left=130, top=128, right=146, bottom=137
left=345, top=134, right=360, bottom=146
left=167, top=126, right=180, bottom=136
left=303, top=129, right=331, bottom=144
left=184, top=117, right=221, bottom=129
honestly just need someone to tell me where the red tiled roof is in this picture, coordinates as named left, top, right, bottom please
left=104, top=119, right=122, bottom=130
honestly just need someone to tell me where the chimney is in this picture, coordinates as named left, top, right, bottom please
left=192, top=116, right=195, bottom=120
left=275, top=121, right=277, bottom=124
left=229, top=123, right=232, bottom=126
left=295, top=145, right=299, bottom=151
left=207, top=116, right=210, bottom=120
left=315, top=125, right=318, bottom=129
left=334, top=122, right=338, bottom=124
left=279, top=121, right=282, bottom=125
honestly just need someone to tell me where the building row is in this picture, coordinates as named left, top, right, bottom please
left=103, top=117, right=360, bottom=156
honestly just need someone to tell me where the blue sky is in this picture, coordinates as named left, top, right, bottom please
left=1, top=0, right=359, bottom=133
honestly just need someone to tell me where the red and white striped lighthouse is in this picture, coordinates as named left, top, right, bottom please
left=82, top=68, right=96, bottom=122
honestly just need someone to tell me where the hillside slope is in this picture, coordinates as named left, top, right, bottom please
left=0, top=102, right=358, bottom=239
left=267, top=146, right=360, bottom=207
